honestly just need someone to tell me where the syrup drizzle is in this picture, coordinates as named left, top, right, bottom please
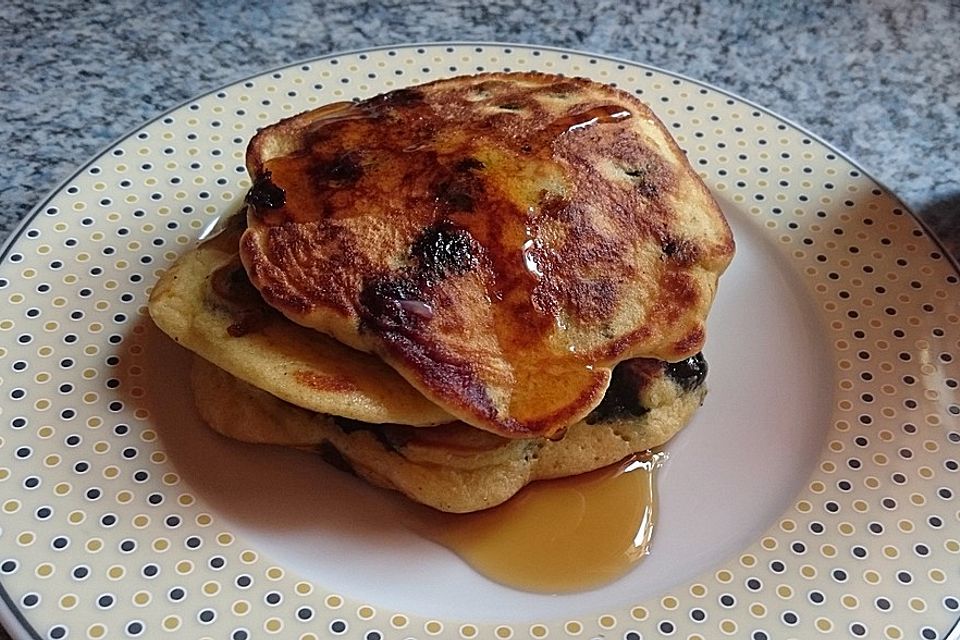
left=404, top=452, right=663, bottom=593
left=251, top=88, right=640, bottom=435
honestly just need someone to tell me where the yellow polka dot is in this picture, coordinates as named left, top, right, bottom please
left=36, top=564, right=55, bottom=579
left=909, top=597, right=927, bottom=612
left=495, top=626, right=512, bottom=639
left=720, top=619, right=737, bottom=635
left=761, top=537, right=778, bottom=551
left=357, top=605, right=375, bottom=620
left=217, top=532, right=234, bottom=546
left=631, top=606, right=649, bottom=620
left=59, top=594, right=78, bottom=609
left=264, top=618, right=283, bottom=633
left=2, top=500, right=20, bottom=513
left=116, top=490, right=133, bottom=504
left=777, top=584, right=793, bottom=599
left=391, top=615, right=409, bottom=629
left=945, top=539, right=960, bottom=553
left=85, top=537, right=104, bottom=552
left=661, top=596, right=679, bottom=610
left=564, top=621, right=582, bottom=635
left=800, top=564, right=817, bottom=579
left=37, top=426, right=54, bottom=438
left=300, top=634, right=318, bottom=640
left=838, top=522, right=855, bottom=535
left=266, top=566, right=284, bottom=580
left=17, top=532, right=35, bottom=546
left=240, top=549, right=257, bottom=563
left=153, top=538, right=170, bottom=552
left=426, top=620, right=444, bottom=635
left=196, top=513, right=213, bottom=526
left=530, top=624, right=548, bottom=638
left=87, top=623, right=107, bottom=639
left=176, top=560, right=193, bottom=574
left=108, top=565, right=125, bottom=580
left=598, top=615, right=616, bottom=629
left=815, top=618, right=833, bottom=633
left=102, top=466, right=119, bottom=479
left=460, top=624, right=478, bottom=638
left=162, top=615, right=181, bottom=631
left=325, top=594, right=343, bottom=609
left=883, top=545, right=900, bottom=559
left=716, top=569, right=734, bottom=583
left=690, top=584, right=707, bottom=597
left=898, top=519, right=915, bottom=533
left=749, top=603, right=766, bottom=618
left=132, top=591, right=151, bottom=606
left=842, top=594, right=859, bottom=609
left=929, top=569, right=946, bottom=583
left=864, top=570, right=882, bottom=584
left=885, top=625, right=903, bottom=639
left=54, top=482, right=71, bottom=496
left=203, top=581, right=220, bottom=596
left=295, top=581, right=313, bottom=596
left=820, top=544, right=837, bottom=558
left=739, top=554, right=756, bottom=568
left=852, top=499, right=868, bottom=512
left=232, top=600, right=250, bottom=615
left=780, top=519, right=796, bottom=532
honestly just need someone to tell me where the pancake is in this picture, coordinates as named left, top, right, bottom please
left=191, top=354, right=708, bottom=513
left=147, top=218, right=454, bottom=426
left=239, top=72, right=734, bottom=439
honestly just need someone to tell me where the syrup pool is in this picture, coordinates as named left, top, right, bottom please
left=405, top=452, right=663, bottom=594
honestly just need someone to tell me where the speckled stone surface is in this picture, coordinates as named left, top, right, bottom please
left=0, top=1, right=958, bottom=638
left=2, top=0, right=958, bottom=262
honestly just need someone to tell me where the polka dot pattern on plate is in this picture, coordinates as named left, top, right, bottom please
left=0, top=44, right=958, bottom=640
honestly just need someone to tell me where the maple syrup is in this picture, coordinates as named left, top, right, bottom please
left=246, top=83, right=646, bottom=436
left=405, top=452, right=663, bottom=593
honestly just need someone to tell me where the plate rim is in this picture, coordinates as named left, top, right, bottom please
left=1, top=40, right=958, bottom=640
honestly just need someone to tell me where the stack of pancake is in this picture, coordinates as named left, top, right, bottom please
left=148, top=72, right=734, bottom=513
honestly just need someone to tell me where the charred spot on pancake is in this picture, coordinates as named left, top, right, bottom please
left=661, top=235, right=701, bottom=265
left=411, top=222, right=478, bottom=280
left=358, top=275, right=431, bottom=331
left=373, top=86, right=425, bottom=108
left=455, top=157, right=485, bottom=172
left=498, top=102, right=524, bottom=111
left=313, top=152, right=363, bottom=185
left=435, top=170, right=484, bottom=212
left=245, top=172, right=286, bottom=210
left=665, top=352, right=708, bottom=392
left=585, top=359, right=662, bottom=424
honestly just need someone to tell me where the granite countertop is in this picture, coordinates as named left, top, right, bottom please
left=0, top=2, right=958, bottom=639
left=3, top=0, right=958, bottom=259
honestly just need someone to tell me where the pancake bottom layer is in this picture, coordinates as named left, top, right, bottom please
left=191, top=356, right=706, bottom=513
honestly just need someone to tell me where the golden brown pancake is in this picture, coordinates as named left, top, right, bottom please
left=147, top=220, right=454, bottom=426
left=191, top=354, right=708, bottom=513
left=239, top=72, right=734, bottom=439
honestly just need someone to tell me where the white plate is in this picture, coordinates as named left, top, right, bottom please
left=1, top=43, right=958, bottom=640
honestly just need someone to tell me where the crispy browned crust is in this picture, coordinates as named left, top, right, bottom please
left=239, top=72, right=734, bottom=438
left=191, top=354, right=708, bottom=513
